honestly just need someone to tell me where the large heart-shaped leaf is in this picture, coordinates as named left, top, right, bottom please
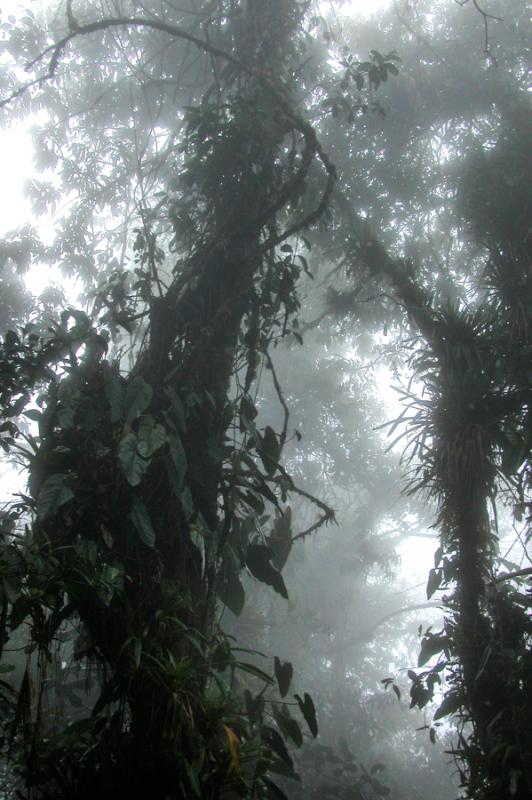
left=218, top=569, right=245, bottom=616
left=36, top=474, right=74, bottom=521
left=124, top=376, right=153, bottom=422
left=137, top=415, right=167, bottom=458
left=246, top=545, right=288, bottom=599
left=274, top=656, right=293, bottom=698
left=294, top=692, right=318, bottom=738
left=118, top=433, right=148, bottom=487
left=129, top=496, right=156, bottom=547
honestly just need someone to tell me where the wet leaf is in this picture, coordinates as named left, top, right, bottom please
left=294, top=692, right=318, bottom=737
left=36, top=474, right=74, bottom=520
left=274, top=656, right=293, bottom=698
left=246, top=545, right=288, bottom=599
left=129, top=496, right=156, bottom=547
left=124, top=376, right=152, bottom=422
left=137, top=416, right=167, bottom=458
left=118, top=433, right=148, bottom=487
left=218, top=569, right=245, bottom=616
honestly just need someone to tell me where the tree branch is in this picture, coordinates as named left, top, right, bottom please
left=492, top=567, right=532, bottom=584
left=335, top=602, right=441, bottom=652
left=1, top=11, right=336, bottom=249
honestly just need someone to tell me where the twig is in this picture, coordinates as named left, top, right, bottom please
left=0, top=11, right=336, bottom=248
left=454, top=0, right=503, bottom=65
left=491, top=567, right=532, bottom=584
left=265, top=352, right=289, bottom=449
left=335, top=601, right=441, bottom=652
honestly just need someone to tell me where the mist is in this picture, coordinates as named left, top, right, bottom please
left=0, top=2, right=530, bottom=799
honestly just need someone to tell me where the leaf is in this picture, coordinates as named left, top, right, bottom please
left=129, top=496, right=156, bottom=547
left=165, top=387, right=186, bottom=433
left=124, top=376, right=153, bottom=422
left=267, top=508, right=292, bottom=571
left=433, top=691, right=463, bottom=721
left=118, top=433, right=148, bottom=487
left=184, top=760, right=202, bottom=798
left=23, top=409, right=41, bottom=421
left=263, top=777, right=289, bottom=800
left=260, top=426, right=280, bottom=476
left=262, top=726, right=293, bottom=768
left=36, top=474, right=74, bottom=520
left=269, top=759, right=301, bottom=782
left=223, top=725, right=240, bottom=774
left=236, top=662, right=275, bottom=685
left=294, top=692, right=318, bottom=738
left=218, top=569, right=245, bottom=616
left=239, top=394, right=258, bottom=432
left=274, top=707, right=303, bottom=748
left=426, top=568, right=442, bottom=599
left=246, top=545, right=288, bottom=599
left=274, top=656, right=293, bottom=698
left=103, top=366, right=125, bottom=423
left=244, top=689, right=265, bottom=723
left=418, top=635, right=449, bottom=667
left=168, top=432, right=187, bottom=487
left=137, top=416, right=167, bottom=458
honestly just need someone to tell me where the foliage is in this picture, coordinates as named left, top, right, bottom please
left=0, top=1, right=530, bottom=800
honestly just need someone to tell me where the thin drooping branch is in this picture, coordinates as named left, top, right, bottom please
left=1, top=11, right=336, bottom=238
left=454, top=0, right=503, bottom=64
left=334, top=602, right=441, bottom=652
left=491, top=567, right=532, bottom=584
left=265, top=351, right=289, bottom=450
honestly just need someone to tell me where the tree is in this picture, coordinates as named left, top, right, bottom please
left=0, top=1, right=529, bottom=799
left=279, top=2, right=531, bottom=796
left=314, top=3, right=532, bottom=794
left=0, top=2, right=338, bottom=798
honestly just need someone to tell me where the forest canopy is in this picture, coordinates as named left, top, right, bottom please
left=0, top=1, right=530, bottom=799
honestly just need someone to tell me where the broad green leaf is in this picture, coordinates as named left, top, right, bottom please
left=260, top=426, right=280, bottom=476
left=236, top=662, right=274, bottom=684
left=23, top=409, right=41, bottom=422
left=118, top=433, right=148, bottom=487
left=268, top=507, right=292, bottom=571
left=218, top=569, right=245, bottom=616
left=294, top=692, right=318, bottom=738
left=274, top=706, right=302, bottom=747
left=274, top=656, right=293, bottom=698
left=433, top=691, right=463, bottom=721
left=165, top=387, right=187, bottom=433
left=180, top=487, right=194, bottom=520
left=124, top=376, right=153, bottom=422
left=418, top=635, right=449, bottom=667
left=426, top=568, right=442, bottom=599
left=129, top=496, right=156, bottom=547
left=263, top=777, right=289, bottom=800
left=36, top=474, right=74, bottom=520
left=244, top=689, right=265, bottom=723
left=137, top=415, right=167, bottom=458
left=246, top=545, right=288, bottom=599
left=168, top=432, right=187, bottom=487
left=262, top=726, right=293, bottom=768
left=103, top=367, right=125, bottom=423
left=239, top=394, right=258, bottom=432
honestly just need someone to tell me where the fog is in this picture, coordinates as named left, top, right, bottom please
left=0, top=1, right=530, bottom=799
